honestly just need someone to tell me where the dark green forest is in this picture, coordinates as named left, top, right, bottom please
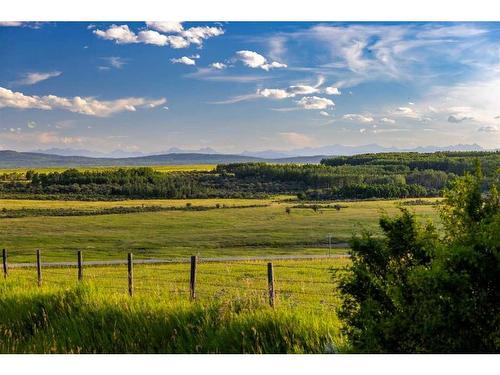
left=0, top=151, right=498, bottom=200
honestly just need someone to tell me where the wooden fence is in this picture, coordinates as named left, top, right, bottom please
left=1, top=249, right=350, bottom=309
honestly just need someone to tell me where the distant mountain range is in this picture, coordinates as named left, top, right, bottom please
left=0, top=150, right=326, bottom=168
left=0, top=143, right=493, bottom=168
left=32, top=143, right=487, bottom=159
left=30, top=147, right=220, bottom=158
left=241, top=143, right=488, bottom=158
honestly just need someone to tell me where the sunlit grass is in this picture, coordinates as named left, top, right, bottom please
left=0, top=197, right=441, bottom=260
left=0, top=258, right=348, bottom=353
left=0, top=164, right=216, bottom=175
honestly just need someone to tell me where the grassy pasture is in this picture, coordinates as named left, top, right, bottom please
left=0, top=164, right=216, bottom=175
left=0, top=258, right=347, bottom=353
left=0, top=197, right=441, bottom=261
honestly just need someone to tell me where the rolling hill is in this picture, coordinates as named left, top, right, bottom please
left=0, top=150, right=327, bottom=168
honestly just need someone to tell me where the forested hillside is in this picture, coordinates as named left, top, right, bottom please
left=0, top=152, right=498, bottom=200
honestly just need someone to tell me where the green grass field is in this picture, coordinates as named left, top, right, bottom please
left=0, top=258, right=347, bottom=353
left=0, top=189, right=442, bottom=353
left=0, top=197, right=441, bottom=261
left=0, top=164, right=216, bottom=175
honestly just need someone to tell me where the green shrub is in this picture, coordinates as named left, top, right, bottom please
left=338, top=164, right=499, bottom=353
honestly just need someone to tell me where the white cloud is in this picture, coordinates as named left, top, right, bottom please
left=257, top=88, right=294, bottom=99
left=392, top=106, right=421, bottom=119
left=16, top=71, right=62, bottom=86
left=181, top=26, right=224, bottom=45
left=297, top=96, right=334, bottom=110
left=235, top=50, right=287, bottom=71
left=145, top=21, right=183, bottom=34
left=0, top=22, right=25, bottom=27
left=94, top=24, right=138, bottom=44
left=418, top=25, right=488, bottom=39
left=380, top=117, right=396, bottom=124
left=325, top=86, right=341, bottom=95
left=236, top=50, right=266, bottom=68
left=210, top=62, right=227, bottom=70
left=137, top=30, right=169, bottom=46
left=343, top=114, right=374, bottom=123
left=319, top=111, right=330, bottom=117
left=283, top=23, right=493, bottom=90
left=171, top=56, right=196, bottom=66
left=262, top=61, right=287, bottom=70
left=94, top=24, right=223, bottom=49
left=165, top=35, right=190, bottom=49
left=0, top=86, right=166, bottom=117
left=287, top=85, right=319, bottom=95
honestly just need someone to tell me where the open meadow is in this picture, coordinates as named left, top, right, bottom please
left=0, top=164, right=216, bottom=175
left=0, top=193, right=442, bottom=353
left=0, top=257, right=348, bottom=353
left=0, top=196, right=441, bottom=261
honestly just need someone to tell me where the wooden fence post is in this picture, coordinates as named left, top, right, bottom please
left=2, top=249, right=7, bottom=278
left=36, top=249, right=42, bottom=287
left=190, top=255, right=197, bottom=300
left=77, top=250, right=83, bottom=281
left=127, top=253, right=134, bottom=296
left=267, top=262, right=275, bottom=308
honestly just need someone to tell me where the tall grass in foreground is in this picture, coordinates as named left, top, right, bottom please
left=0, top=282, right=344, bottom=353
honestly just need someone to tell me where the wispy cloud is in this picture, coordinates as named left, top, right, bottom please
left=15, top=71, right=62, bottom=86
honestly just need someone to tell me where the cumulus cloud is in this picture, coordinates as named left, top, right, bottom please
left=145, top=21, right=183, bottom=33
left=235, top=50, right=287, bottom=71
left=210, top=62, right=227, bottom=70
left=16, top=71, right=62, bottom=86
left=94, top=24, right=138, bottom=44
left=342, top=114, right=374, bottom=123
left=325, top=86, right=341, bottom=95
left=166, top=35, right=190, bottom=49
left=319, top=111, right=330, bottom=117
left=297, top=96, right=334, bottom=110
left=137, top=30, right=169, bottom=46
left=181, top=26, right=224, bottom=45
left=257, top=88, right=294, bottom=99
left=94, top=23, right=223, bottom=49
left=171, top=56, right=196, bottom=66
left=0, top=86, right=166, bottom=117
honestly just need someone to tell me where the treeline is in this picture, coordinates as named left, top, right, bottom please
left=3, top=168, right=212, bottom=199
left=0, top=151, right=498, bottom=200
left=321, top=151, right=499, bottom=175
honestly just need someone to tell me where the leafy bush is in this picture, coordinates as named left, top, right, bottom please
left=338, top=164, right=500, bottom=353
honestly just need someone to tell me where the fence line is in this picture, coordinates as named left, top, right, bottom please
left=1, top=249, right=349, bottom=308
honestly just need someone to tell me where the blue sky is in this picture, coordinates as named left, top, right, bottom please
left=1, top=21, right=499, bottom=153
